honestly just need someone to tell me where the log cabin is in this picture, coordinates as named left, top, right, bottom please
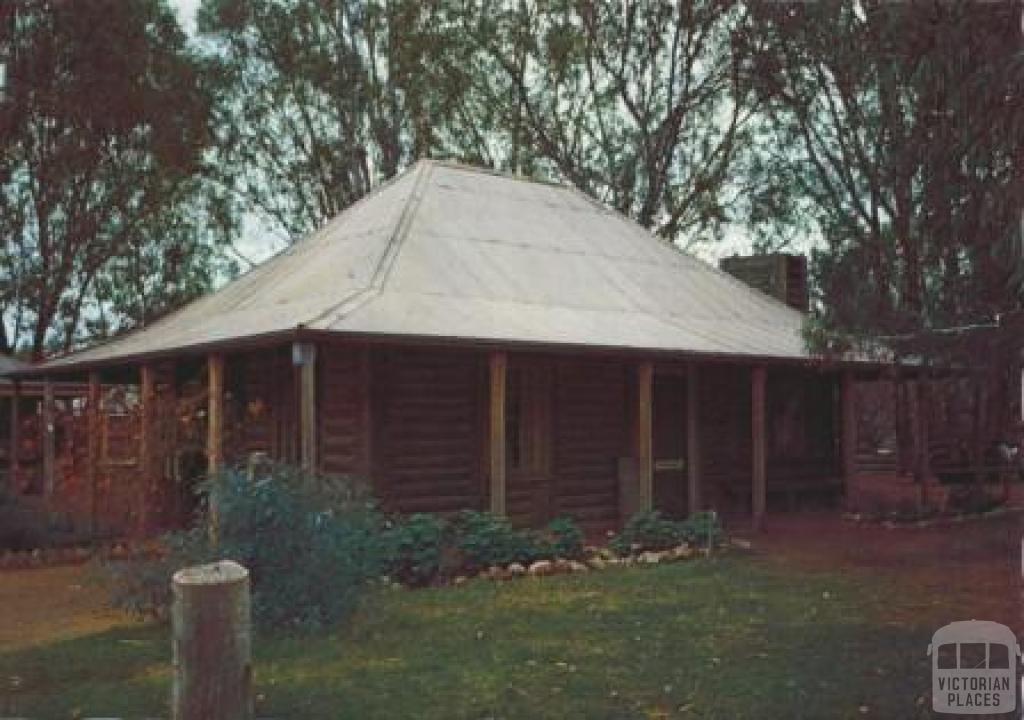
left=13, top=160, right=877, bottom=537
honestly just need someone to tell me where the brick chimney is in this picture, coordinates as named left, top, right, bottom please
left=719, top=253, right=808, bottom=312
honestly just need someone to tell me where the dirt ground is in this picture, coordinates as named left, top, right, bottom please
left=745, top=511, right=1022, bottom=633
left=0, top=563, right=132, bottom=651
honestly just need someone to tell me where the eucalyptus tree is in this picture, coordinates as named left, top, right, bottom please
left=0, top=0, right=227, bottom=356
left=197, top=0, right=474, bottom=238
left=740, top=0, right=1024, bottom=348
left=459, top=0, right=759, bottom=247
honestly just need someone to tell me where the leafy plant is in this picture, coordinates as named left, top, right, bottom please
left=678, top=511, right=724, bottom=549
left=384, top=513, right=448, bottom=587
left=105, top=465, right=388, bottom=629
left=447, top=510, right=544, bottom=571
left=610, top=511, right=685, bottom=554
left=611, top=510, right=724, bottom=555
left=544, top=516, right=585, bottom=560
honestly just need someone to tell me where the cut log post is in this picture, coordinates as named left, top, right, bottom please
left=488, top=351, right=507, bottom=516
left=635, top=361, right=654, bottom=513
left=172, top=560, right=252, bottom=720
left=751, top=366, right=767, bottom=529
left=686, top=363, right=701, bottom=514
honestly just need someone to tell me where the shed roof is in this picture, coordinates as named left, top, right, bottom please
left=39, top=160, right=813, bottom=371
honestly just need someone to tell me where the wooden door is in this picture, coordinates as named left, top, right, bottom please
left=653, top=373, right=688, bottom=518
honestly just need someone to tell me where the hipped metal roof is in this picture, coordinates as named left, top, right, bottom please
left=38, top=160, right=813, bottom=372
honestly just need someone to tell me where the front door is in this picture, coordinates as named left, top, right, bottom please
left=653, top=373, right=688, bottom=518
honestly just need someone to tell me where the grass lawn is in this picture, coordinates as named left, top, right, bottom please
left=0, top=554, right=939, bottom=720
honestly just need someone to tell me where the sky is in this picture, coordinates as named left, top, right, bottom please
left=169, top=0, right=200, bottom=35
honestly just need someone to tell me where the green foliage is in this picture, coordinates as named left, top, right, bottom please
left=678, top=511, right=725, bottom=548
left=447, top=510, right=545, bottom=571
left=212, top=469, right=386, bottom=628
left=543, top=516, right=585, bottom=560
left=106, top=466, right=388, bottom=629
left=383, top=513, right=448, bottom=587
left=1, top=0, right=232, bottom=355
left=611, top=511, right=723, bottom=555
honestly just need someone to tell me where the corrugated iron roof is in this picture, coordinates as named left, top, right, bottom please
left=39, top=160, right=812, bottom=371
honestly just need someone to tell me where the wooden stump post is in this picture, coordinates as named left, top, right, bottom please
left=172, top=560, right=252, bottom=720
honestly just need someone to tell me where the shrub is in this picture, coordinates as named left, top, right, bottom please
left=448, top=510, right=544, bottom=571
left=544, top=516, right=585, bottom=560
left=384, top=513, right=448, bottom=587
left=106, top=465, right=388, bottom=629
left=677, top=511, right=724, bottom=548
left=611, top=510, right=724, bottom=554
left=610, top=511, right=684, bottom=554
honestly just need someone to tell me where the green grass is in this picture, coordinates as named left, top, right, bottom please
left=0, top=556, right=936, bottom=719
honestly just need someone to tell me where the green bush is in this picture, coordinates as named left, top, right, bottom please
left=611, top=510, right=724, bottom=554
left=448, top=510, right=544, bottom=571
left=544, top=516, right=585, bottom=560
left=677, top=511, right=724, bottom=548
left=106, top=466, right=388, bottom=629
left=610, top=511, right=683, bottom=554
left=384, top=513, right=448, bottom=587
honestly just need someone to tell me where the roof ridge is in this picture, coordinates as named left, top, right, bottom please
left=302, top=160, right=435, bottom=329
left=421, top=157, right=575, bottom=191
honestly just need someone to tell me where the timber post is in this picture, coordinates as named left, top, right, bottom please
left=8, top=380, right=18, bottom=497
left=139, top=364, right=156, bottom=536
left=686, top=363, right=701, bottom=513
left=635, top=361, right=654, bottom=513
left=87, top=372, right=101, bottom=537
left=840, top=370, right=857, bottom=499
left=42, top=378, right=55, bottom=502
left=207, top=354, right=225, bottom=477
left=171, top=560, right=253, bottom=720
left=293, top=341, right=318, bottom=474
left=207, top=354, right=225, bottom=543
left=751, top=366, right=767, bottom=529
left=488, top=350, right=507, bottom=516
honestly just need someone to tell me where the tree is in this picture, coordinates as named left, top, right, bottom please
left=0, top=0, right=229, bottom=357
left=198, top=0, right=758, bottom=250
left=197, top=0, right=474, bottom=238
left=461, top=0, right=757, bottom=247
left=741, top=0, right=1024, bottom=349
